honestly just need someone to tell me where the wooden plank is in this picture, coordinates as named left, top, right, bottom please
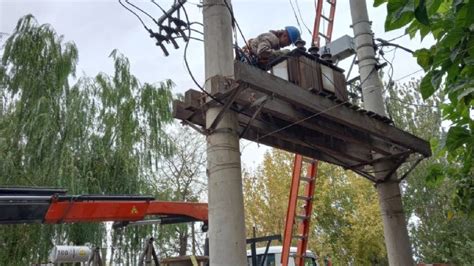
left=234, top=61, right=431, bottom=157
left=184, top=90, right=204, bottom=111
left=298, top=56, right=319, bottom=93
left=333, top=70, right=348, bottom=101
left=299, top=56, right=312, bottom=89
left=288, top=57, right=300, bottom=86
left=311, top=59, right=323, bottom=94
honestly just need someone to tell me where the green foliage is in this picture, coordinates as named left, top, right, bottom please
left=243, top=150, right=387, bottom=265
left=375, top=0, right=474, bottom=215
left=385, top=80, right=474, bottom=264
left=0, top=15, right=174, bottom=264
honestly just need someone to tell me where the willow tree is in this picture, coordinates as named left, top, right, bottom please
left=0, top=15, right=173, bottom=264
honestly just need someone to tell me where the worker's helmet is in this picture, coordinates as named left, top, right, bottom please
left=285, top=26, right=301, bottom=45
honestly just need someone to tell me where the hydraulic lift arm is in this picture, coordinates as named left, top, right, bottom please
left=0, top=187, right=208, bottom=227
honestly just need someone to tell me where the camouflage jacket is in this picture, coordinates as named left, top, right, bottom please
left=244, top=31, right=282, bottom=58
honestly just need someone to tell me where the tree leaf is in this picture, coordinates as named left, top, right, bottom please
left=425, top=163, right=446, bottom=187
left=415, top=0, right=430, bottom=25
left=374, top=0, right=388, bottom=7
left=415, top=48, right=433, bottom=71
left=385, top=0, right=416, bottom=31
left=427, top=0, right=443, bottom=15
left=420, top=71, right=435, bottom=99
left=446, top=126, right=470, bottom=151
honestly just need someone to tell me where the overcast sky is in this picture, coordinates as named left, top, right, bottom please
left=0, top=0, right=432, bottom=167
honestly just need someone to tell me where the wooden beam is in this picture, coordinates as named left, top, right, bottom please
left=234, top=61, right=431, bottom=157
left=207, top=76, right=400, bottom=156
left=174, top=101, right=363, bottom=167
left=178, top=95, right=370, bottom=164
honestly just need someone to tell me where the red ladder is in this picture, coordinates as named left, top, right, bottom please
left=312, top=0, right=337, bottom=47
left=281, top=154, right=318, bottom=266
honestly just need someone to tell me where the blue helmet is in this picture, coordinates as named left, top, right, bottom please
left=285, top=26, right=301, bottom=45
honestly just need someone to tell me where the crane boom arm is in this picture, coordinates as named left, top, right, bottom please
left=0, top=188, right=208, bottom=225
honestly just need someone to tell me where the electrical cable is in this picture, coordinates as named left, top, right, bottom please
left=190, top=28, right=204, bottom=35
left=190, top=22, right=204, bottom=27
left=182, top=4, right=206, bottom=93
left=181, top=2, right=269, bottom=130
left=182, top=3, right=233, bottom=107
left=254, top=100, right=348, bottom=143
left=392, top=43, right=474, bottom=82
left=386, top=97, right=439, bottom=109
left=295, top=0, right=313, bottom=36
left=379, top=47, right=395, bottom=90
left=187, top=1, right=203, bottom=7
left=288, top=0, right=303, bottom=33
left=376, top=38, right=414, bottom=54
left=386, top=33, right=408, bottom=43
left=345, top=54, right=357, bottom=80
left=125, top=0, right=159, bottom=24
left=393, top=69, right=424, bottom=82
left=151, top=0, right=168, bottom=14
left=118, top=0, right=150, bottom=29
left=178, top=36, right=203, bottom=42
left=222, top=0, right=249, bottom=46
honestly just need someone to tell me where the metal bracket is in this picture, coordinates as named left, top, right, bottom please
left=207, top=85, right=245, bottom=133
left=240, top=96, right=270, bottom=138
left=348, top=150, right=412, bottom=170
left=181, top=120, right=207, bottom=135
left=397, top=155, right=425, bottom=182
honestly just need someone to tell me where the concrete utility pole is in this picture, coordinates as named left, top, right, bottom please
left=349, top=0, right=414, bottom=265
left=203, top=0, right=247, bottom=265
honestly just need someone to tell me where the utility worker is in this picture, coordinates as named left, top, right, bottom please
left=239, top=26, right=301, bottom=69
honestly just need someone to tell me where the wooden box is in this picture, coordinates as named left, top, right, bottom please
left=270, top=50, right=348, bottom=101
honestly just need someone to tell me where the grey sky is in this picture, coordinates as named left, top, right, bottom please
left=0, top=0, right=431, bottom=167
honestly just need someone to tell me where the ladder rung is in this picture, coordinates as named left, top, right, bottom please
left=300, top=177, right=315, bottom=183
left=321, top=15, right=333, bottom=22
left=302, top=157, right=315, bottom=164
left=297, top=195, right=313, bottom=201
left=319, top=33, right=330, bottom=40
left=296, top=215, right=310, bottom=221
left=293, top=235, right=307, bottom=240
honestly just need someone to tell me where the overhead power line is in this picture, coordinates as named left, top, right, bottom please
left=288, top=0, right=303, bottom=34
left=222, top=0, right=249, bottom=46
left=295, top=0, right=313, bottom=36
left=125, top=0, right=158, bottom=24
left=118, top=0, right=149, bottom=29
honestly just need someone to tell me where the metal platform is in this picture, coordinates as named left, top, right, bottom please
left=173, top=61, right=431, bottom=182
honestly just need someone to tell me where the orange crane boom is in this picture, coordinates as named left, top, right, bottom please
left=1, top=187, right=208, bottom=226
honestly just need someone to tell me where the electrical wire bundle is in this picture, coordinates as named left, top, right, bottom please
left=119, top=0, right=197, bottom=56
